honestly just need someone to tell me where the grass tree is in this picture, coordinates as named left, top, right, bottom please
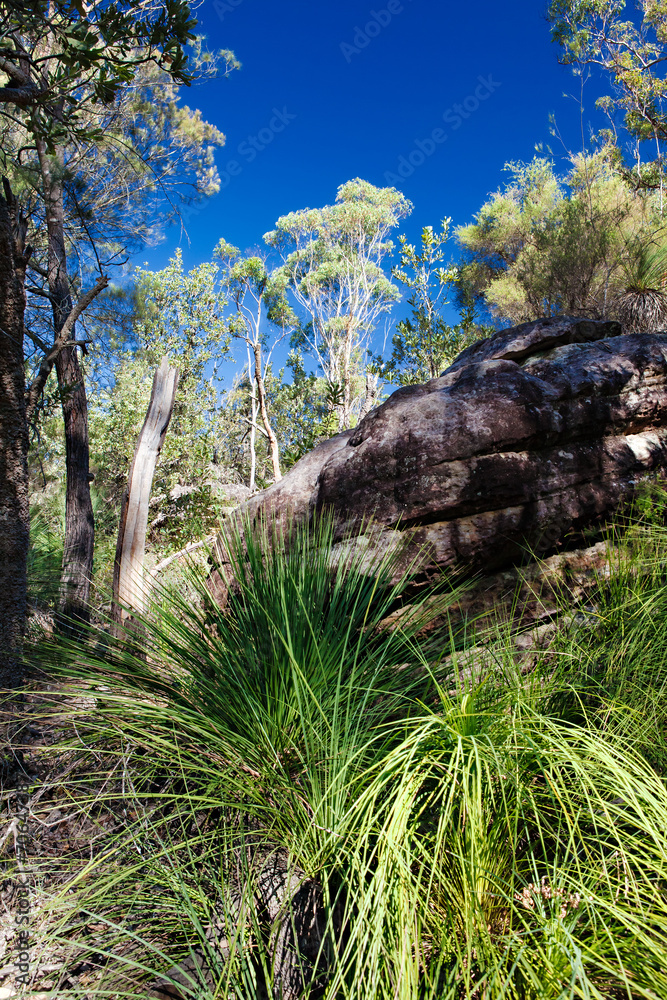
left=26, top=500, right=667, bottom=998
left=264, top=179, right=412, bottom=431
left=615, top=238, right=667, bottom=332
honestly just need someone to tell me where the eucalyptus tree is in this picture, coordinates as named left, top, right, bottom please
left=0, top=0, right=236, bottom=627
left=264, top=178, right=412, bottom=431
left=548, top=0, right=667, bottom=196
left=216, top=240, right=299, bottom=487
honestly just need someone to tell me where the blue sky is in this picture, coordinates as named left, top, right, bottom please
left=142, top=0, right=612, bottom=361
left=153, top=1, right=609, bottom=266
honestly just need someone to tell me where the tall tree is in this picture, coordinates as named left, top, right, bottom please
left=217, top=241, right=298, bottom=486
left=0, top=0, right=236, bottom=626
left=548, top=0, right=667, bottom=196
left=265, top=179, right=412, bottom=431
left=36, top=138, right=98, bottom=624
left=0, top=181, right=30, bottom=687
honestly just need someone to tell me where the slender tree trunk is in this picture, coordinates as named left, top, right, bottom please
left=248, top=389, right=257, bottom=492
left=359, top=371, right=380, bottom=419
left=245, top=345, right=258, bottom=492
left=0, top=181, right=30, bottom=689
left=252, top=342, right=282, bottom=482
left=113, top=358, right=178, bottom=626
left=55, top=344, right=94, bottom=626
left=37, top=140, right=95, bottom=628
left=339, top=331, right=353, bottom=431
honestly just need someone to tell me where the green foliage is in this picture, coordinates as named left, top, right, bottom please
left=271, top=350, right=331, bottom=469
left=377, top=222, right=485, bottom=385
left=88, top=251, right=232, bottom=556
left=215, top=239, right=300, bottom=486
left=548, top=0, right=667, bottom=188
left=265, top=178, right=412, bottom=429
left=23, top=508, right=667, bottom=998
left=615, top=237, right=667, bottom=331
left=26, top=506, right=63, bottom=609
left=0, top=0, right=237, bottom=150
left=458, top=153, right=660, bottom=325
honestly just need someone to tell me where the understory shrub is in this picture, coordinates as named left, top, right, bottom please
left=17, top=511, right=667, bottom=999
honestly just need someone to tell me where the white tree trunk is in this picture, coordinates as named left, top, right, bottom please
left=112, top=357, right=179, bottom=623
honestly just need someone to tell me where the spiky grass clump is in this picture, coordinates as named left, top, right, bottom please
left=615, top=241, right=667, bottom=333
left=20, top=513, right=667, bottom=999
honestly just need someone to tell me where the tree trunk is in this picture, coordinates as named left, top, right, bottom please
left=112, top=358, right=179, bottom=625
left=253, top=342, right=282, bottom=482
left=36, top=140, right=95, bottom=628
left=339, top=333, right=353, bottom=432
left=247, top=346, right=258, bottom=492
left=151, top=844, right=331, bottom=1000
left=359, top=371, right=380, bottom=418
left=0, top=181, right=30, bottom=689
left=55, top=344, right=95, bottom=627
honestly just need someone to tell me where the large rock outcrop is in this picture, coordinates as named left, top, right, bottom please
left=212, top=316, right=667, bottom=593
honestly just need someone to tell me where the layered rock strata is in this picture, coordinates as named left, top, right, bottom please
left=211, top=316, right=667, bottom=592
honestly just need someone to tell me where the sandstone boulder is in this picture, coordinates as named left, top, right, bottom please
left=212, top=316, right=667, bottom=592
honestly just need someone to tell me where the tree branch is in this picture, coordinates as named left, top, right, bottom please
left=239, top=415, right=269, bottom=439
left=25, top=273, right=109, bottom=421
left=150, top=536, right=214, bottom=578
left=0, top=54, right=32, bottom=87
left=27, top=260, right=49, bottom=280
left=0, top=86, right=44, bottom=108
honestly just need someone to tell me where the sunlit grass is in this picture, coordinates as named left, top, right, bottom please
left=20, top=502, right=667, bottom=998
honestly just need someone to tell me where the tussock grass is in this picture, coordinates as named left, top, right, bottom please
left=15, top=505, right=667, bottom=998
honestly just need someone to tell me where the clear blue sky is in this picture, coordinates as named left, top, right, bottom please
left=141, top=0, right=612, bottom=356
left=151, top=0, right=607, bottom=268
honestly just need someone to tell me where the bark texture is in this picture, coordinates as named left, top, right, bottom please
left=254, top=342, right=282, bottom=482
left=211, top=316, right=667, bottom=598
left=151, top=844, right=328, bottom=1000
left=37, top=140, right=95, bottom=627
left=55, top=344, right=95, bottom=626
left=113, top=358, right=179, bottom=623
left=0, top=184, right=30, bottom=689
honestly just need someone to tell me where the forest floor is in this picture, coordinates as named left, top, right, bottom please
left=0, top=671, right=161, bottom=998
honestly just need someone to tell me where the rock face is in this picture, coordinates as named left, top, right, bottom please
left=213, top=316, right=667, bottom=590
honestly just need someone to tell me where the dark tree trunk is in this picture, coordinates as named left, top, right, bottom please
left=37, top=141, right=95, bottom=628
left=0, top=182, right=30, bottom=689
left=55, top=344, right=94, bottom=627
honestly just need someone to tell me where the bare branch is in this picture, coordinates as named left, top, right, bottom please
left=150, top=536, right=214, bottom=578
left=25, top=273, right=109, bottom=421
